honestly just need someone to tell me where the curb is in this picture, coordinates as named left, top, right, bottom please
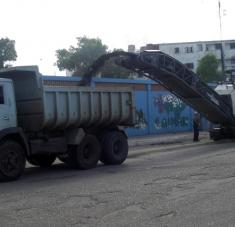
left=128, top=139, right=211, bottom=158
left=128, top=132, right=209, bottom=148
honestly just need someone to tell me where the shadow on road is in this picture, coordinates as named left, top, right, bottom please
left=0, top=161, right=130, bottom=190
left=1, top=139, right=235, bottom=189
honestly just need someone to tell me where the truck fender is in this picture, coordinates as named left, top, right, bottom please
left=117, top=126, right=128, bottom=138
left=0, top=127, right=30, bottom=157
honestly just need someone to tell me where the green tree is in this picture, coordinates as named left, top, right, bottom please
left=196, top=53, right=223, bottom=83
left=56, top=38, right=132, bottom=78
left=56, top=37, right=108, bottom=75
left=0, top=38, right=17, bottom=69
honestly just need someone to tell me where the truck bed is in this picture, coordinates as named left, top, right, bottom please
left=0, top=66, right=135, bottom=132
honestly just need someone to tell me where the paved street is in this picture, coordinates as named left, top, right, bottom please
left=1, top=137, right=235, bottom=227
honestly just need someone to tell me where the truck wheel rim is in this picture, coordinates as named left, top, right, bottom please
left=83, top=145, right=90, bottom=159
left=1, top=151, right=20, bottom=177
left=83, top=144, right=92, bottom=160
left=113, top=140, right=122, bottom=155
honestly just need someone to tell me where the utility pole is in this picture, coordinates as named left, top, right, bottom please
left=218, top=0, right=225, bottom=77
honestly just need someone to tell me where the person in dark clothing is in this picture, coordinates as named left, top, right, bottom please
left=193, top=112, right=200, bottom=142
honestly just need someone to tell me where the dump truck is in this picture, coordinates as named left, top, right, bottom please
left=0, top=66, right=135, bottom=181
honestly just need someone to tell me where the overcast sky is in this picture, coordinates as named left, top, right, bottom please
left=1, top=0, right=235, bottom=75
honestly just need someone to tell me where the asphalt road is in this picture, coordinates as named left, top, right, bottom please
left=1, top=139, right=235, bottom=227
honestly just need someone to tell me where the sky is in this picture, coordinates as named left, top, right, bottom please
left=1, top=0, right=235, bottom=75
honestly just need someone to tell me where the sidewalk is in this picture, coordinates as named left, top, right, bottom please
left=128, top=131, right=210, bottom=148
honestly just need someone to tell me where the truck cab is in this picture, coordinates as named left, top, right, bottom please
left=0, top=78, right=17, bottom=130
left=0, top=77, right=29, bottom=182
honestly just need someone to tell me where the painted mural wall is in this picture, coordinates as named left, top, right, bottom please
left=129, top=91, right=149, bottom=136
left=150, top=92, right=192, bottom=133
left=125, top=90, right=193, bottom=136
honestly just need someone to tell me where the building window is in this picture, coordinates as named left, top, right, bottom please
left=0, top=86, right=4, bottom=104
left=197, top=44, right=203, bottom=51
left=215, top=43, right=221, bottom=50
left=231, top=57, right=235, bottom=65
left=174, top=47, right=180, bottom=54
left=206, top=44, right=213, bottom=51
left=185, top=63, right=194, bottom=69
left=230, top=43, right=235, bottom=49
left=185, top=47, right=193, bottom=53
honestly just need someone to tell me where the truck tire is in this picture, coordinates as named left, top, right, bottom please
left=66, top=135, right=101, bottom=170
left=100, top=131, right=128, bottom=165
left=210, top=129, right=223, bottom=141
left=27, top=154, right=56, bottom=167
left=0, top=140, right=26, bottom=182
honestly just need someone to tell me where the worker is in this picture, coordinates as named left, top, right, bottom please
left=193, top=111, right=200, bottom=142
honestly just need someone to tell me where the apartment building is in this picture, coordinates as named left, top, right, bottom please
left=128, top=40, right=235, bottom=72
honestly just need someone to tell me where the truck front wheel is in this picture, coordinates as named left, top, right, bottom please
left=100, top=131, right=128, bottom=165
left=0, top=141, right=26, bottom=182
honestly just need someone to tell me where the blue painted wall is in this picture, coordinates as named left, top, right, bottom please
left=149, top=91, right=193, bottom=134
left=44, top=76, right=208, bottom=137
left=125, top=90, right=149, bottom=136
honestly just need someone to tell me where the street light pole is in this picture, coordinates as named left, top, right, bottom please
left=218, top=0, right=225, bottom=77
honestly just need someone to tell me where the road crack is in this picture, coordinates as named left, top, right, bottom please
left=155, top=211, right=177, bottom=219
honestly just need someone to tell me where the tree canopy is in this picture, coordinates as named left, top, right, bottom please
left=56, top=37, right=108, bottom=75
left=0, top=37, right=17, bottom=69
left=196, top=53, right=223, bottom=83
left=56, top=37, right=132, bottom=78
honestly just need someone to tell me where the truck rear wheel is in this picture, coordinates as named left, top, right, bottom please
left=27, top=154, right=56, bottom=167
left=0, top=141, right=26, bottom=182
left=100, top=131, right=128, bottom=165
left=67, top=135, right=101, bottom=170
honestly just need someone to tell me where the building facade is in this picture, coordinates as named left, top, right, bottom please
left=128, top=40, right=235, bottom=72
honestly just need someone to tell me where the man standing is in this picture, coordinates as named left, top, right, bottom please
left=193, top=112, right=200, bottom=142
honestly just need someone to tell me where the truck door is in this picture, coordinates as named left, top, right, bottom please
left=0, top=79, right=17, bottom=130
